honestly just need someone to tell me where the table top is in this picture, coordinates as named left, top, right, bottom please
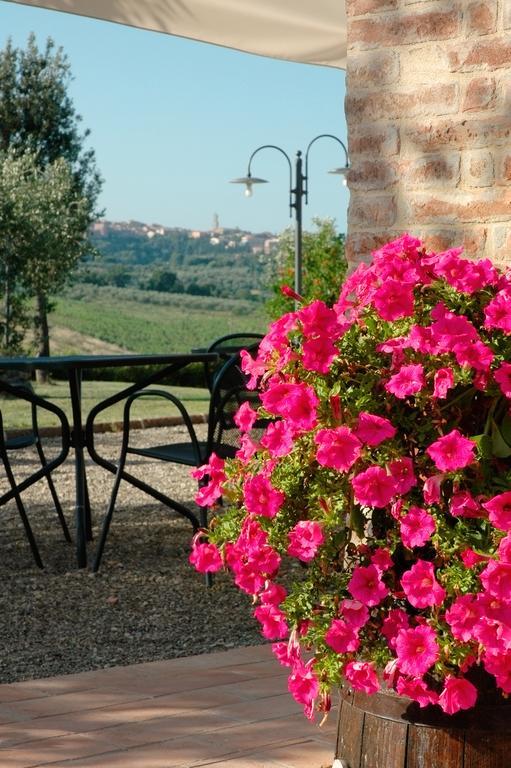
left=0, top=352, right=217, bottom=371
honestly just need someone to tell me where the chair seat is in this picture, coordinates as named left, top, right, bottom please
left=127, top=441, right=237, bottom=466
left=5, top=433, right=38, bottom=450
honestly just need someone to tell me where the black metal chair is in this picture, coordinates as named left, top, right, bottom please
left=203, top=333, right=264, bottom=393
left=92, top=348, right=263, bottom=572
left=0, top=384, right=71, bottom=568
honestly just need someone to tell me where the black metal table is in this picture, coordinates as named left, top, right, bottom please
left=0, top=353, right=217, bottom=568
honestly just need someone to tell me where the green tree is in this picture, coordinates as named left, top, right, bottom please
left=0, top=150, right=94, bottom=356
left=0, top=34, right=102, bottom=368
left=265, top=218, right=348, bottom=319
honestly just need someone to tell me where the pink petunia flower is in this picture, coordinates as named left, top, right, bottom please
left=445, top=594, right=478, bottom=642
left=401, top=559, right=446, bottom=608
left=235, top=434, right=259, bottom=464
left=373, top=278, right=415, bottom=321
left=371, top=548, right=394, bottom=573
left=438, top=676, right=478, bottom=715
left=259, top=582, right=287, bottom=606
left=480, top=560, right=511, bottom=601
left=395, top=624, right=440, bottom=677
left=494, top=362, right=511, bottom=398
left=396, top=677, right=439, bottom=708
left=315, top=427, right=362, bottom=472
left=243, top=474, right=286, bottom=519
left=340, top=599, right=370, bottom=629
left=261, top=381, right=319, bottom=431
left=193, top=453, right=227, bottom=507
left=189, top=541, right=223, bottom=573
left=433, top=367, right=455, bottom=399
left=344, top=661, right=379, bottom=695
left=348, top=564, right=389, bottom=607
left=482, top=491, right=511, bottom=531
left=422, top=474, right=444, bottom=505
left=302, top=337, right=338, bottom=374
left=351, top=466, right=398, bottom=508
left=389, top=457, right=417, bottom=495
left=426, top=429, right=475, bottom=472
left=385, top=363, right=425, bottom=399
left=272, top=641, right=299, bottom=668
left=234, top=401, right=258, bottom=432
left=253, top=603, right=289, bottom=640
left=449, top=490, right=482, bottom=518
left=355, top=411, right=397, bottom=446
left=287, top=660, right=320, bottom=713
left=461, top=548, right=487, bottom=568
left=400, top=506, right=436, bottom=548
left=287, top=520, right=324, bottom=563
left=484, top=289, right=511, bottom=334
left=381, top=608, right=410, bottom=650
left=260, top=420, right=296, bottom=458
left=325, top=619, right=360, bottom=653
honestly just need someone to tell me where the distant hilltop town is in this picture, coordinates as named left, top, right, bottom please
left=90, top=218, right=280, bottom=257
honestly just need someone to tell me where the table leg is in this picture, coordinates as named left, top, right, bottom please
left=68, top=369, right=88, bottom=568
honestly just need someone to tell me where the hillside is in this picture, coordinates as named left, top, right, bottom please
left=79, top=219, right=280, bottom=302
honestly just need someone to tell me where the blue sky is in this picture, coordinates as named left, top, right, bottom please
left=1, top=2, right=348, bottom=235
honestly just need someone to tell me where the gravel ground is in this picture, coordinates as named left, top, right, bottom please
left=0, top=425, right=268, bottom=684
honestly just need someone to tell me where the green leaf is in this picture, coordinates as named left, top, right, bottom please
left=350, top=505, right=366, bottom=538
left=491, top=419, right=511, bottom=458
left=472, top=433, right=492, bottom=459
left=500, top=412, right=511, bottom=445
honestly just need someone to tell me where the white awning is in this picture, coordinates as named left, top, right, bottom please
left=6, top=0, right=347, bottom=69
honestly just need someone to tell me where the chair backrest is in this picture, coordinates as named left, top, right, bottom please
left=206, top=346, right=263, bottom=459
left=205, top=333, right=264, bottom=392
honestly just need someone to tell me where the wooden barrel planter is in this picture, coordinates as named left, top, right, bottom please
left=335, top=679, right=511, bottom=768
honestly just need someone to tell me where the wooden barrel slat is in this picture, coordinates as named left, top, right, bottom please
left=335, top=686, right=511, bottom=768
left=360, top=712, right=407, bottom=768
left=406, top=724, right=463, bottom=768
left=463, top=732, right=511, bottom=768
left=336, top=696, right=364, bottom=767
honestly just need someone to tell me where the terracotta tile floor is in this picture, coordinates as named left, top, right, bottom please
left=0, top=645, right=337, bottom=767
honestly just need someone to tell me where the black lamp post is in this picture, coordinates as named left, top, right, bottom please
left=230, top=134, right=349, bottom=297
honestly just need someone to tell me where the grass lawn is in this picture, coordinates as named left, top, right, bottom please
left=0, top=380, right=210, bottom=431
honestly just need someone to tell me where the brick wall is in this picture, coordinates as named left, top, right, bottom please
left=345, top=0, right=511, bottom=266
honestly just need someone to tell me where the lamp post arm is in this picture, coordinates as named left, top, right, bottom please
left=247, top=144, right=294, bottom=217
left=303, top=134, right=349, bottom=204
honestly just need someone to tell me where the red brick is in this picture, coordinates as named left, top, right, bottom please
left=403, top=152, right=461, bottom=188
left=349, top=195, right=397, bottom=227
left=498, top=154, right=511, bottom=182
left=347, top=50, right=400, bottom=86
left=505, top=1, right=511, bottom=29
left=410, top=189, right=511, bottom=224
left=350, top=7, right=461, bottom=48
left=462, top=76, right=496, bottom=111
left=422, top=227, right=487, bottom=258
left=493, top=225, right=511, bottom=264
left=449, top=38, right=511, bottom=71
left=349, top=125, right=400, bottom=157
left=346, top=83, right=458, bottom=121
left=462, top=149, right=494, bottom=186
left=404, top=117, right=511, bottom=151
left=348, top=160, right=398, bottom=190
left=467, top=1, right=497, bottom=35
left=346, top=0, right=397, bottom=16
left=346, top=232, right=401, bottom=267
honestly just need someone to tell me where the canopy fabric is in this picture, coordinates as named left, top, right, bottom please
left=7, top=0, right=347, bottom=69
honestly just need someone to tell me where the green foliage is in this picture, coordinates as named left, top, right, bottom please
left=266, top=218, right=347, bottom=319
left=0, top=34, right=102, bottom=357
left=52, top=282, right=265, bottom=346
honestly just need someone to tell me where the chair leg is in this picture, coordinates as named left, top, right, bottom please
left=1, top=450, right=43, bottom=568
left=35, top=442, right=72, bottom=543
left=92, top=438, right=130, bottom=572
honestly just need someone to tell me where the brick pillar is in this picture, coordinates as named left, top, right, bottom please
left=345, top=0, right=511, bottom=267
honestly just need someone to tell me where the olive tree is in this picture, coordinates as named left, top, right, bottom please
left=0, top=34, right=102, bottom=365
